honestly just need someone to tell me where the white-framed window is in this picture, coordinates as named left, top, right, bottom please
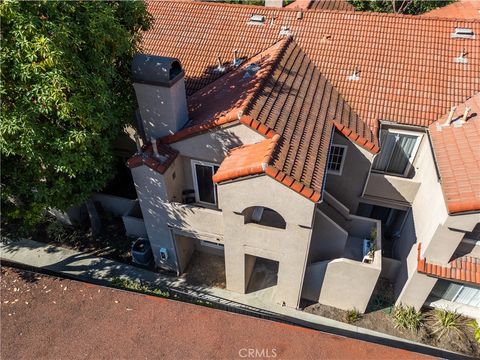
left=372, top=129, right=422, bottom=176
left=327, top=144, right=347, bottom=176
left=191, top=160, right=219, bottom=206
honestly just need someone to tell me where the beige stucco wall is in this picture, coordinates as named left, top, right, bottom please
left=304, top=258, right=381, bottom=313
left=131, top=165, right=178, bottom=271
left=170, top=123, right=265, bottom=163
left=363, top=173, right=420, bottom=208
left=303, top=214, right=381, bottom=312
left=309, top=209, right=348, bottom=262
left=218, top=175, right=316, bottom=308
left=394, top=131, right=479, bottom=308
left=175, top=234, right=195, bottom=273
left=325, top=132, right=374, bottom=214
left=134, top=80, right=189, bottom=140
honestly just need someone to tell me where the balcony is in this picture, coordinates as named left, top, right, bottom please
left=164, top=202, right=224, bottom=242
left=302, top=198, right=382, bottom=312
left=363, top=172, right=421, bottom=208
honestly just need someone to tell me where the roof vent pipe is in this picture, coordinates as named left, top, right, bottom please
left=443, top=106, right=457, bottom=126
left=455, top=48, right=468, bottom=64
left=217, top=57, right=225, bottom=72
left=134, top=134, right=143, bottom=153
left=297, top=10, right=303, bottom=20
left=151, top=137, right=160, bottom=158
left=461, top=107, right=471, bottom=123
left=231, top=50, right=241, bottom=67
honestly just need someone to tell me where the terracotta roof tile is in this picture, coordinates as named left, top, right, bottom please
left=161, top=46, right=282, bottom=144
left=144, top=1, right=480, bottom=132
left=127, top=141, right=178, bottom=174
left=212, top=134, right=280, bottom=183
left=423, top=0, right=480, bottom=19
left=203, top=38, right=363, bottom=202
left=429, top=94, right=480, bottom=214
left=417, top=243, right=480, bottom=285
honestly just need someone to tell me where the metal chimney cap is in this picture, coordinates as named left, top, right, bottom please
left=131, top=54, right=184, bottom=87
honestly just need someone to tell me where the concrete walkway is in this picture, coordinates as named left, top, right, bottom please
left=0, top=238, right=466, bottom=359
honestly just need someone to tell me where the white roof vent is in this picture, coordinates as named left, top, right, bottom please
left=279, top=26, right=292, bottom=37
left=249, top=14, right=265, bottom=25
left=455, top=48, right=468, bottom=64
left=451, top=27, right=475, bottom=39
left=347, top=68, right=360, bottom=81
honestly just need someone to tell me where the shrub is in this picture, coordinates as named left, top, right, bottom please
left=430, top=309, right=465, bottom=340
left=346, top=308, right=362, bottom=324
left=468, top=320, right=480, bottom=344
left=46, top=221, right=73, bottom=243
left=392, top=305, right=424, bottom=332
left=111, top=277, right=169, bottom=298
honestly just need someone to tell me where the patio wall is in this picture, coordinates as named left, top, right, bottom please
left=303, top=215, right=382, bottom=312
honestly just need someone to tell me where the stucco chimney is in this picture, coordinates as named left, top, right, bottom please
left=265, top=0, right=283, bottom=7
left=131, top=54, right=188, bottom=140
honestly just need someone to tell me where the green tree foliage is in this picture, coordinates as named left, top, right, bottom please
left=0, top=1, right=151, bottom=225
left=349, top=0, right=455, bottom=14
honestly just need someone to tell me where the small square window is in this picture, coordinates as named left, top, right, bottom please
left=328, top=144, right=347, bottom=176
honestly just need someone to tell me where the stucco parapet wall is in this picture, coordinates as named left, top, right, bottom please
left=165, top=202, right=224, bottom=242
left=363, top=172, right=421, bottom=207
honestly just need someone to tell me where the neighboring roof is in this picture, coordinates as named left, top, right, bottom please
left=127, top=142, right=178, bottom=174
left=285, top=0, right=354, bottom=11
left=417, top=243, right=480, bottom=285
left=423, top=0, right=480, bottom=19
left=143, top=1, right=480, bottom=134
left=429, top=94, right=480, bottom=214
left=187, top=37, right=373, bottom=202
left=212, top=134, right=280, bottom=183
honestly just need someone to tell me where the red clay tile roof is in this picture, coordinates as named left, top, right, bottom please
left=212, top=134, right=280, bottom=183
left=429, top=94, right=480, bottom=214
left=200, top=38, right=367, bottom=202
left=423, top=0, right=480, bottom=19
left=417, top=243, right=480, bottom=285
left=127, top=142, right=178, bottom=174
left=161, top=39, right=287, bottom=144
left=143, top=1, right=480, bottom=134
left=243, top=38, right=369, bottom=200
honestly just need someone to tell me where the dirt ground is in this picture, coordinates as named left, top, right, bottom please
left=180, top=251, right=226, bottom=289
left=304, top=299, right=479, bottom=357
left=1, top=266, right=432, bottom=360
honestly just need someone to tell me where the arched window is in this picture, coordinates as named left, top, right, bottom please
left=242, top=206, right=286, bottom=230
